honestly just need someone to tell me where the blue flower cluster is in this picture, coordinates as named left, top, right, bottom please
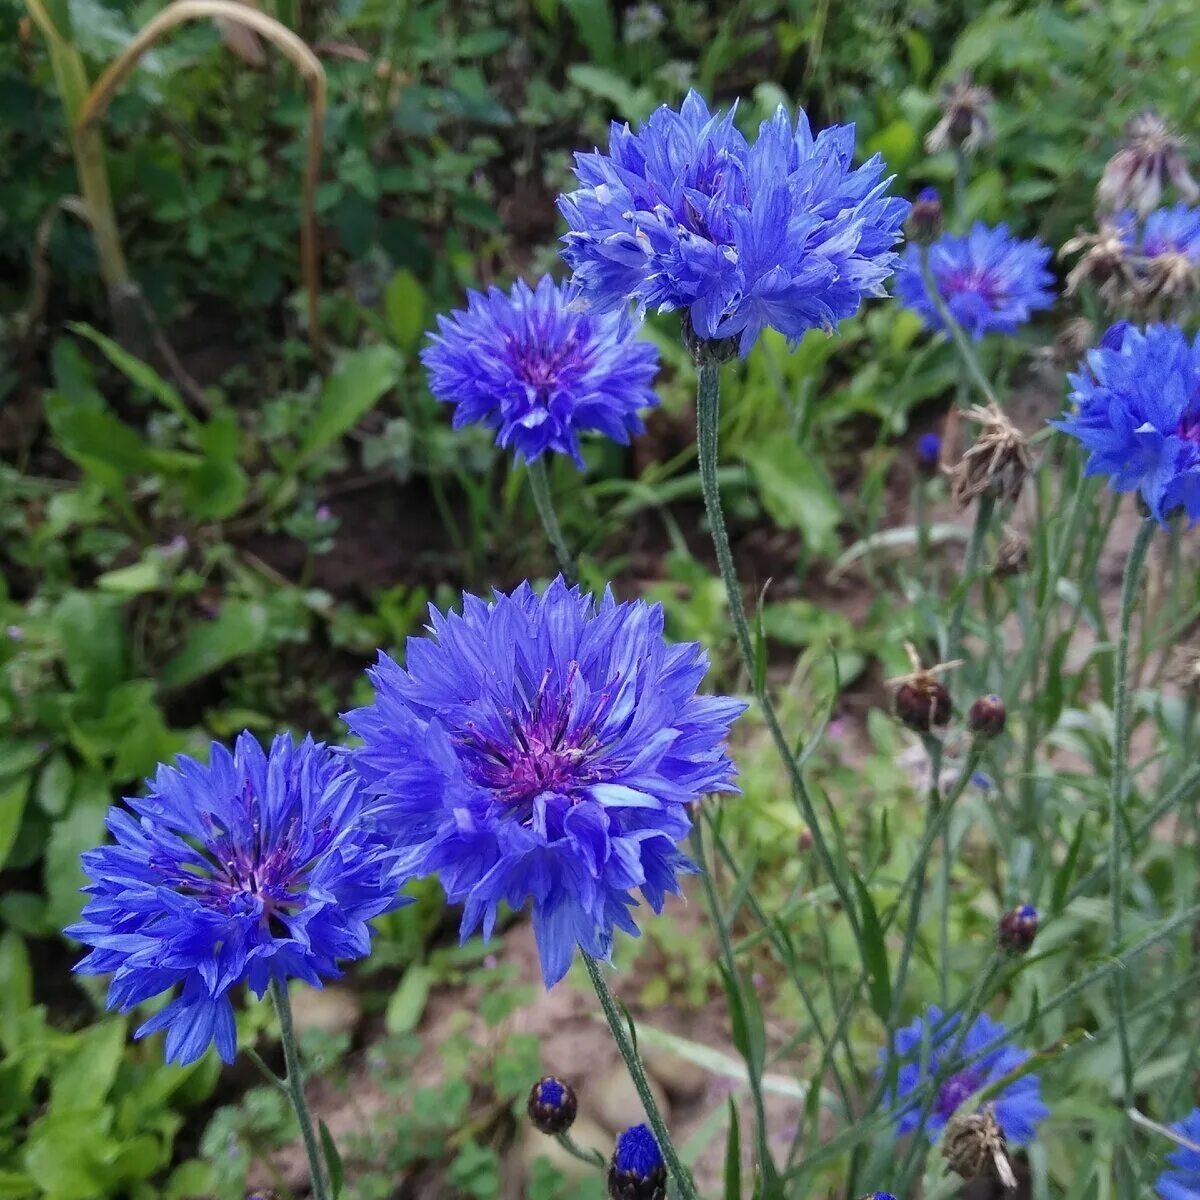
left=557, top=89, right=909, bottom=355
left=883, top=1005, right=1048, bottom=1145
left=1054, top=323, right=1200, bottom=524
left=1156, top=1109, right=1200, bottom=1200
left=422, top=275, right=660, bottom=467
left=68, top=734, right=409, bottom=1064
left=896, top=222, right=1055, bottom=339
left=346, top=577, right=745, bottom=987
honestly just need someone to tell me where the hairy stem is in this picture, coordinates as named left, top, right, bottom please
left=527, top=457, right=577, bottom=585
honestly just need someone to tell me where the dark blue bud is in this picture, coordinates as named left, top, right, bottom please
left=609, top=1124, right=667, bottom=1200
left=527, top=1076, right=577, bottom=1135
left=998, top=904, right=1038, bottom=954
left=916, top=431, right=942, bottom=472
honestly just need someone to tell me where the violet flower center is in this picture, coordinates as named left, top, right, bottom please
left=936, top=1069, right=983, bottom=1118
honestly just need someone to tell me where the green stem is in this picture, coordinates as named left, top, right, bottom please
left=555, top=1132, right=607, bottom=1171
left=269, top=979, right=332, bottom=1200
left=694, top=358, right=862, bottom=946
left=918, top=247, right=996, bottom=406
left=689, top=824, right=777, bottom=1190
left=952, top=144, right=969, bottom=231
left=581, top=953, right=698, bottom=1200
left=527, top=457, right=577, bottom=585
left=946, top=494, right=995, bottom=668
left=1110, top=518, right=1155, bottom=1108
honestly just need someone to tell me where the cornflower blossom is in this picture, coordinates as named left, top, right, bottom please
left=346, top=578, right=745, bottom=987
left=422, top=275, right=660, bottom=467
left=557, top=89, right=909, bottom=356
left=67, top=734, right=409, bottom=1064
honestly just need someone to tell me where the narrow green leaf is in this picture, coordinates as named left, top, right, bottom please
left=852, top=873, right=892, bottom=1023
left=319, top=1120, right=344, bottom=1198
left=385, top=965, right=432, bottom=1036
left=384, top=268, right=426, bottom=351
left=723, top=1099, right=741, bottom=1200
left=1051, top=817, right=1088, bottom=914
left=616, top=997, right=639, bottom=1055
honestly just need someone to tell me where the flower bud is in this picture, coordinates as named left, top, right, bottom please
left=527, top=1076, right=578, bottom=1135
left=895, top=679, right=952, bottom=732
left=915, top=431, right=942, bottom=474
left=997, top=904, right=1038, bottom=955
left=967, top=694, right=1006, bottom=738
left=908, top=187, right=943, bottom=245
left=609, top=1124, right=667, bottom=1200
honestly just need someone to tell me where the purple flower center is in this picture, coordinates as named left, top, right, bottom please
left=936, top=1069, right=983, bottom=1118
left=1177, top=411, right=1200, bottom=443
left=454, top=665, right=613, bottom=805
left=152, top=784, right=328, bottom=921
left=941, top=267, right=1000, bottom=303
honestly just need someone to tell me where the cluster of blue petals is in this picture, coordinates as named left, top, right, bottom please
left=1122, top=204, right=1200, bottom=261
left=896, top=222, right=1055, bottom=339
left=67, top=734, right=409, bottom=1065
left=421, top=275, right=660, bottom=467
left=613, top=1124, right=664, bottom=1176
left=1156, top=1108, right=1200, bottom=1200
left=883, top=1005, right=1048, bottom=1145
left=345, top=577, right=745, bottom=988
left=557, top=90, right=909, bottom=355
left=1054, top=323, right=1200, bottom=524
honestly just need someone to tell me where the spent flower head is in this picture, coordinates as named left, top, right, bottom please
left=1062, top=220, right=1132, bottom=306
left=942, top=1106, right=1017, bottom=1187
left=67, top=733, right=409, bottom=1065
left=926, top=72, right=994, bottom=155
left=557, top=89, right=909, bottom=356
left=882, top=1005, right=1049, bottom=1145
left=1124, top=205, right=1200, bottom=312
left=1098, top=111, right=1199, bottom=217
left=346, top=578, right=745, bottom=987
left=1054, top=323, right=1200, bottom=525
left=897, top=223, right=1055, bottom=340
left=421, top=275, right=660, bottom=468
left=948, top=402, right=1032, bottom=508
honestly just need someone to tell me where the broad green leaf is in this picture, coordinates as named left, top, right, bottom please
left=744, top=439, right=841, bottom=555
left=0, top=777, right=30, bottom=870
left=52, top=591, right=127, bottom=698
left=52, top=1018, right=126, bottom=1106
left=160, top=600, right=270, bottom=690
left=24, top=1108, right=115, bottom=1199
left=385, top=965, right=432, bottom=1035
left=97, top=558, right=165, bottom=596
left=291, top=345, right=400, bottom=471
left=165, top=1159, right=215, bottom=1200
left=0, top=933, right=32, bottom=1051
left=186, top=413, right=248, bottom=519
left=44, top=788, right=109, bottom=928
left=384, top=268, right=426, bottom=351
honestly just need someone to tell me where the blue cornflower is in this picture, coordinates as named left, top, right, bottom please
left=883, top=1006, right=1048, bottom=1145
left=1156, top=1109, right=1200, bottom=1200
left=421, top=275, right=660, bottom=468
left=1054, top=323, right=1200, bottom=524
left=896, top=222, right=1055, bottom=339
left=1123, top=204, right=1200, bottom=261
left=67, top=733, right=409, bottom=1065
left=557, top=89, right=909, bottom=356
left=609, top=1124, right=666, bottom=1200
left=345, top=577, right=745, bottom=988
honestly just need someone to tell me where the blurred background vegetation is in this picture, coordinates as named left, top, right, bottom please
left=1, top=1, right=1199, bottom=1197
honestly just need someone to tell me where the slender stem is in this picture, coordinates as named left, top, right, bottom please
left=694, top=358, right=862, bottom=945
left=555, top=1132, right=607, bottom=1171
left=527, top=457, right=577, bottom=585
left=1110, top=518, right=1155, bottom=1108
left=269, top=978, right=332, bottom=1200
left=946, top=493, right=995, bottom=666
left=689, top=824, right=777, bottom=1189
left=952, top=144, right=969, bottom=231
left=245, top=1046, right=288, bottom=1094
left=582, top=953, right=699, bottom=1200
left=918, top=247, right=997, bottom=406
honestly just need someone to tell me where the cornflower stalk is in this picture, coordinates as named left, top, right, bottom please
left=526, top=458, right=578, bottom=585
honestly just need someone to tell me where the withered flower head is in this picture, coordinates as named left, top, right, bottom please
left=948, top=402, right=1032, bottom=509
left=1061, top=222, right=1131, bottom=305
left=942, top=1106, right=1017, bottom=1189
left=888, top=643, right=961, bottom=733
left=926, top=72, right=994, bottom=155
left=993, top=525, right=1030, bottom=578
left=1097, top=111, right=1199, bottom=217
left=1137, top=249, right=1200, bottom=313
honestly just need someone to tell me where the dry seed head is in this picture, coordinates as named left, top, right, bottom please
left=1062, top=223, right=1131, bottom=306
left=948, top=402, right=1032, bottom=508
left=993, top=525, right=1030, bottom=577
left=942, top=1106, right=1017, bottom=1189
left=926, top=73, right=994, bottom=155
left=888, top=643, right=963, bottom=732
left=1098, top=110, right=1199, bottom=216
